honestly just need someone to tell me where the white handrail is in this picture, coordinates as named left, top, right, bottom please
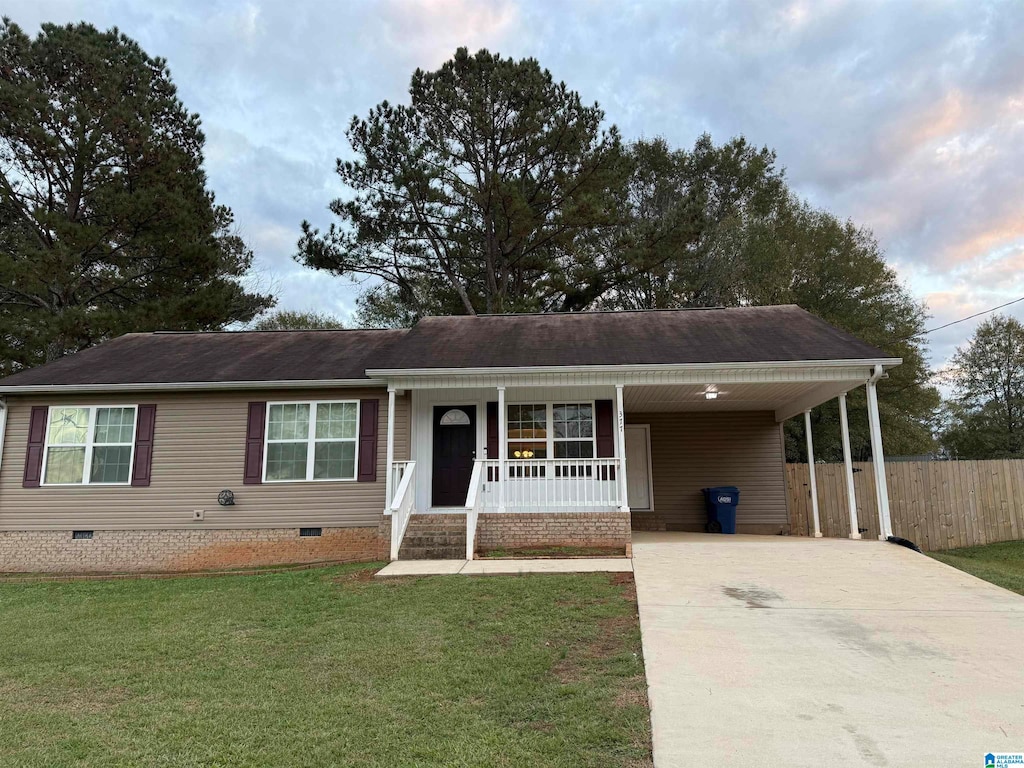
left=390, top=460, right=414, bottom=507
left=389, top=461, right=416, bottom=561
left=464, top=460, right=485, bottom=560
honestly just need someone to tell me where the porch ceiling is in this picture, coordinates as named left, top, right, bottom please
left=623, top=380, right=864, bottom=420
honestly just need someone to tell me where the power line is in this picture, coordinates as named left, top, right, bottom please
left=907, top=295, right=1024, bottom=341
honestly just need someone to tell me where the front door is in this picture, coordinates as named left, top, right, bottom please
left=431, top=405, right=477, bottom=507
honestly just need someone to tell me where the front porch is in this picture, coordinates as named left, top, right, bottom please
left=380, top=362, right=897, bottom=560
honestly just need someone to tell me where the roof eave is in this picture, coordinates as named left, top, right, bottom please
left=366, top=358, right=903, bottom=378
left=0, top=378, right=387, bottom=395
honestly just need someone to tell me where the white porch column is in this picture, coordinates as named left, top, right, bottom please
left=615, top=384, right=629, bottom=513
left=838, top=393, right=861, bottom=539
left=803, top=410, right=822, bottom=538
left=497, top=385, right=506, bottom=513
left=866, top=371, right=893, bottom=539
left=384, top=387, right=396, bottom=513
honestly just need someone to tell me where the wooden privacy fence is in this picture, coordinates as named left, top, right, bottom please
left=786, top=460, right=1024, bottom=552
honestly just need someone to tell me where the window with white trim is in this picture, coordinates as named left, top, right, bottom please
left=506, top=402, right=596, bottom=460
left=263, top=401, right=359, bottom=482
left=507, top=403, right=547, bottom=459
left=552, top=403, right=595, bottom=458
left=43, top=406, right=137, bottom=485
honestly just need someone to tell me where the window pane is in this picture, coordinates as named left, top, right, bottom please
left=554, top=403, right=593, bottom=441
left=315, top=402, right=357, bottom=439
left=45, top=446, right=85, bottom=484
left=266, top=442, right=308, bottom=480
left=509, top=441, right=547, bottom=459
left=554, top=441, right=594, bottom=459
left=48, top=408, right=89, bottom=445
left=90, top=445, right=132, bottom=483
left=313, top=441, right=356, bottom=479
left=268, top=404, right=310, bottom=441
left=94, top=407, right=135, bottom=444
left=508, top=404, right=547, bottom=439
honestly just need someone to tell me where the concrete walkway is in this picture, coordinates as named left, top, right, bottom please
left=632, top=532, right=1024, bottom=767
left=375, top=557, right=632, bottom=577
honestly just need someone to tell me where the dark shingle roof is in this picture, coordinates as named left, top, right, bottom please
left=0, top=306, right=894, bottom=390
left=0, top=329, right=408, bottom=387
left=368, top=306, right=891, bottom=370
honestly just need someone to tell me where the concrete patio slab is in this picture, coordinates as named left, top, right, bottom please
left=375, top=557, right=632, bottom=577
left=632, top=532, right=1024, bottom=767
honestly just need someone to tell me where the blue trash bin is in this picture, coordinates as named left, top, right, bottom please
left=702, top=486, right=740, bottom=534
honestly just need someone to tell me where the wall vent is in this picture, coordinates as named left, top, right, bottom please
left=299, top=527, right=322, bottom=538
left=72, top=530, right=94, bottom=540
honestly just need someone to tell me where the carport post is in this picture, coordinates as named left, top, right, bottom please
left=865, top=369, right=893, bottom=539
left=803, top=410, right=823, bottom=537
left=838, top=393, right=861, bottom=539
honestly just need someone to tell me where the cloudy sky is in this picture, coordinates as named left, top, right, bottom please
left=10, top=0, right=1024, bottom=366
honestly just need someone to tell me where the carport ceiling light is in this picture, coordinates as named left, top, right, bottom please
left=704, top=391, right=719, bottom=400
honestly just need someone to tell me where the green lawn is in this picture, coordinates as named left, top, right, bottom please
left=929, top=539, right=1024, bottom=596
left=0, top=565, right=651, bottom=768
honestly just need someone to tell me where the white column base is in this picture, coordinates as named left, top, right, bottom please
left=848, top=532, right=862, bottom=540
left=813, top=532, right=824, bottom=538
left=878, top=534, right=889, bottom=541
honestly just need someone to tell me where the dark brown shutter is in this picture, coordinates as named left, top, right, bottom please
left=486, top=401, right=500, bottom=481
left=357, top=399, right=379, bottom=482
left=243, top=402, right=266, bottom=485
left=596, top=400, right=615, bottom=457
left=22, top=406, right=48, bottom=488
left=130, top=405, right=157, bottom=487
left=486, top=402, right=499, bottom=458
left=595, top=400, right=616, bottom=481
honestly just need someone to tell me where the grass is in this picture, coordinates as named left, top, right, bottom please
left=0, top=564, right=651, bottom=768
left=928, top=539, right=1024, bottom=596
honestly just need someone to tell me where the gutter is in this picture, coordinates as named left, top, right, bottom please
left=0, top=378, right=387, bottom=395
left=366, top=358, right=903, bottom=378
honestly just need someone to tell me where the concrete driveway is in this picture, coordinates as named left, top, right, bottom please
left=632, top=532, right=1024, bottom=767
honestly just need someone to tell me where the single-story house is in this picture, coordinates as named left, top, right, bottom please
left=0, top=306, right=900, bottom=573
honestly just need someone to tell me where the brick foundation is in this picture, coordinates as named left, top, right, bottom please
left=475, top=512, right=631, bottom=554
left=630, top=512, right=669, bottom=531
left=0, top=525, right=389, bottom=574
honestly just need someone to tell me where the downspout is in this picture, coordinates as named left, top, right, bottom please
left=868, top=364, right=885, bottom=388
left=867, top=365, right=922, bottom=552
left=866, top=364, right=903, bottom=545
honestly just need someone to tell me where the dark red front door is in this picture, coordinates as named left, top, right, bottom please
left=431, top=406, right=476, bottom=507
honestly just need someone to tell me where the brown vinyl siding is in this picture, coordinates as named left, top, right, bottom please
left=627, top=411, right=788, bottom=532
left=0, top=388, right=409, bottom=530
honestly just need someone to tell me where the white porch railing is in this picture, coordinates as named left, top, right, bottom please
left=476, top=458, right=622, bottom=511
left=464, top=460, right=485, bottom=560
left=389, top=461, right=416, bottom=561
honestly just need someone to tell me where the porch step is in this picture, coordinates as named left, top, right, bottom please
left=398, top=515, right=468, bottom=560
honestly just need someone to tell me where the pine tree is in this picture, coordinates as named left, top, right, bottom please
left=0, top=20, right=273, bottom=375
